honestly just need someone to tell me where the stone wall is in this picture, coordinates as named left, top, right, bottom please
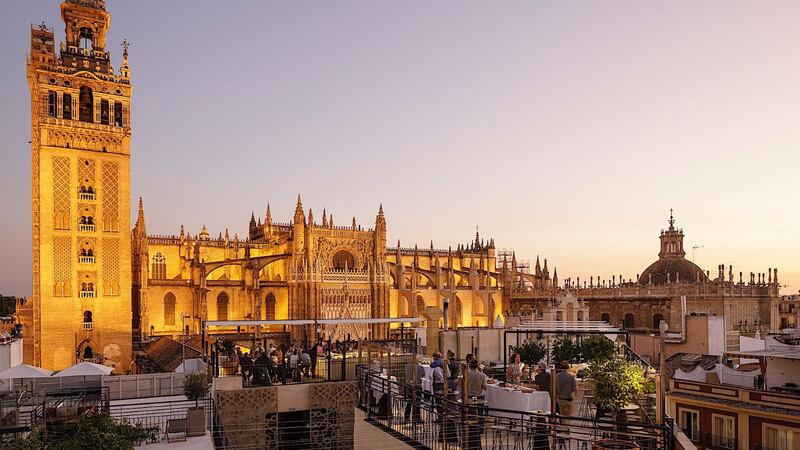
left=215, top=381, right=358, bottom=450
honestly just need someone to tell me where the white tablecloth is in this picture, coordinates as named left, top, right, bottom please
left=485, top=384, right=551, bottom=416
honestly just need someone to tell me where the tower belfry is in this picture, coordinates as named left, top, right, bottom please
left=24, top=0, right=132, bottom=370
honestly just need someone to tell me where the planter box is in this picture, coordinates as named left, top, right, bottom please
left=186, top=407, right=206, bottom=437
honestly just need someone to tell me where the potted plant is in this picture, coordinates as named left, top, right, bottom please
left=183, top=372, right=211, bottom=437
left=579, top=335, right=617, bottom=363
left=588, top=358, right=647, bottom=450
left=511, top=341, right=546, bottom=367
left=551, top=336, right=579, bottom=363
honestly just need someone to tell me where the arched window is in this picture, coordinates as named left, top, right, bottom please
left=48, top=91, right=57, bottom=117
left=83, top=346, right=93, bottom=359
left=624, top=313, right=635, bottom=329
left=264, top=293, right=276, bottom=321
left=577, top=311, right=584, bottom=321
left=164, top=293, right=176, bottom=326
left=79, top=86, right=93, bottom=123
left=556, top=311, right=563, bottom=321
left=217, top=292, right=229, bottom=321
left=601, top=312, right=610, bottom=323
left=332, top=250, right=356, bottom=271
left=83, top=311, right=92, bottom=323
left=151, top=252, right=166, bottom=279
left=653, top=314, right=665, bottom=331
left=100, top=99, right=109, bottom=125
left=78, top=27, right=93, bottom=49
left=63, top=93, right=72, bottom=120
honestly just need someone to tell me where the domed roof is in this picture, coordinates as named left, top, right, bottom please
left=639, top=257, right=708, bottom=285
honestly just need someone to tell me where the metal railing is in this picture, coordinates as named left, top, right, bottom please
left=358, top=365, right=674, bottom=450
left=78, top=255, right=95, bottom=264
left=78, top=224, right=96, bottom=232
left=78, top=192, right=96, bottom=201
left=109, top=395, right=212, bottom=443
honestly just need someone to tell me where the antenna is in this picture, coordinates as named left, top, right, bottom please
left=692, top=245, right=704, bottom=262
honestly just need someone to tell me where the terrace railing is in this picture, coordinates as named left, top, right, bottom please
left=357, top=365, right=675, bottom=450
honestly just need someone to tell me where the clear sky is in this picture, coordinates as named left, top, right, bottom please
left=1, top=1, right=799, bottom=296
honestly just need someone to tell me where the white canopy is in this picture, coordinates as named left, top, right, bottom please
left=174, top=358, right=208, bottom=373
left=0, top=364, right=53, bottom=379
left=53, top=362, right=114, bottom=377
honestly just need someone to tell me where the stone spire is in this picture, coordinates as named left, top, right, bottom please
left=308, top=208, right=314, bottom=226
left=265, top=203, right=272, bottom=225
left=134, top=197, right=146, bottom=237
left=352, top=217, right=357, bottom=230
left=322, top=208, right=328, bottom=228
left=553, top=267, right=559, bottom=289
left=293, top=194, right=305, bottom=225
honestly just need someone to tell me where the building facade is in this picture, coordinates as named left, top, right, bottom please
left=21, top=0, right=133, bottom=370
left=20, top=1, right=782, bottom=372
left=507, top=213, right=781, bottom=357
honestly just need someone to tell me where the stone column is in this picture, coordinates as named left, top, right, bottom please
left=422, top=306, right=443, bottom=355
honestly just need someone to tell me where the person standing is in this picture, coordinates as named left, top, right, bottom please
left=555, top=361, right=577, bottom=417
left=404, top=360, right=425, bottom=422
left=534, top=363, right=551, bottom=391
left=310, top=340, right=320, bottom=378
left=446, top=350, right=459, bottom=394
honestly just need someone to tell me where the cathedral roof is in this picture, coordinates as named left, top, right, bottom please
left=639, top=257, right=708, bottom=285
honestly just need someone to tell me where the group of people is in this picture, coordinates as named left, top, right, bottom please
left=402, top=350, right=578, bottom=422
left=403, top=350, right=488, bottom=423
left=505, top=352, right=577, bottom=416
left=231, top=341, right=324, bottom=385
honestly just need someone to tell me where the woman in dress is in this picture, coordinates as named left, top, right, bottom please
left=506, top=352, right=526, bottom=384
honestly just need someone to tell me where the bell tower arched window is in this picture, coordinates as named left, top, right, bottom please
left=151, top=252, right=166, bottom=280
left=78, top=27, right=93, bottom=50
left=79, top=86, right=93, bottom=122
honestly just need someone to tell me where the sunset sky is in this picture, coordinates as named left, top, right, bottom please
left=1, top=1, right=799, bottom=296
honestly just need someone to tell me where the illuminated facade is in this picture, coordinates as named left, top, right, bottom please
left=22, top=0, right=133, bottom=370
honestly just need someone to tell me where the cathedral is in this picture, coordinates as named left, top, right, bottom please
left=20, top=0, right=781, bottom=371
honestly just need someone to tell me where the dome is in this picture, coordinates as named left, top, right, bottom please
left=639, top=257, right=708, bottom=285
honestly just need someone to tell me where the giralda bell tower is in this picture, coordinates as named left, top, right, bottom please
left=26, top=0, right=132, bottom=370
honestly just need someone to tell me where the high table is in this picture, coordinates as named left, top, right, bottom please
left=484, top=384, right=551, bottom=417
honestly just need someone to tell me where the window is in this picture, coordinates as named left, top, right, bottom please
left=601, top=312, right=610, bottom=323
left=217, top=292, right=229, bottom=321
left=100, top=99, right=109, bottom=125
left=63, top=93, right=72, bottom=119
left=164, top=293, right=176, bottom=326
left=114, top=102, right=123, bottom=126
left=712, top=414, right=735, bottom=449
left=78, top=27, right=93, bottom=49
left=332, top=250, right=356, bottom=270
left=624, top=313, right=635, bottom=328
left=680, top=409, right=699, bottom=442
left=48, top=91, right=57, bottom=117
left=763, top=424, right=800, bottom=450
left=83, top=346, right=93, bottom=359
left=151, top=252, right=166, bottom=279
left=83, top=311, right=92, bottom=323
left=653, top=314, right=665, bottom=331
left=264, top=293, right=276, bottom=321
left=79, top=86, right=93, bottom=122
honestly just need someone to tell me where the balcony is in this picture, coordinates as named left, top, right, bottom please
left=78, top=192, right=96, bottom=201
left=79, top=224, right=96, bottom=232
left=78, top=255, right=95, bottom=264
left=79, top=290, right=96, bottom=298
left=82, top=322, right=93, bottom=331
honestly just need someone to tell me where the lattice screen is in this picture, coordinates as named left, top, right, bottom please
left=52, top=156, right=70, bottom=229
left=101, top=161, right=118, bottom=231
left=102, top=238, right=119, bottom=295
left=53, top=237, right=71, bottom=297
left=78, top=158, right=95, bottom=187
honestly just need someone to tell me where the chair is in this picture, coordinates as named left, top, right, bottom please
left=166, top=418, right=187, bottom=442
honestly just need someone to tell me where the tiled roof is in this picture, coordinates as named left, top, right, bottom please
left=142, top=336, right=202, bottom=373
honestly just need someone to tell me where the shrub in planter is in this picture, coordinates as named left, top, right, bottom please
left=551, top=336, right=578, bottom=363
left=588, top=358, right=646, bottom=414
left=579, top=335, right=617, bottom=363
left=511, top=342, right=546, bottom=368
left=183, top=372, right=211, bottom=436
